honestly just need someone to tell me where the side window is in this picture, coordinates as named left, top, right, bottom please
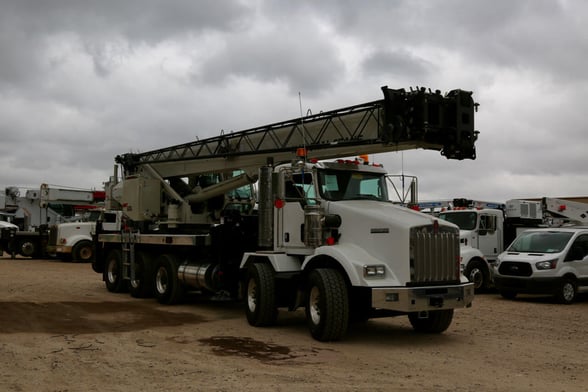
left=284, top=173, right=316, bottom=206
left=565, top=234, right=588, bottom=262
left=479, top=215, right=496, bottom=234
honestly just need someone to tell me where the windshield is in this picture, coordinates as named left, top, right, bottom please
left=438, top=211, right=478, bottom=231
left=317, top=169, right=387, bottom=201
left=508, top=231, right=574, bottom=253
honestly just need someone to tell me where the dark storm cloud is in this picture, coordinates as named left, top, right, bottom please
left=0, top=0, right=252, bottom=84
left=196, top=32, right=344, bottom=95
left=0, top=0, right=586, bottom=200
left=362, top=50, right=433, bottom=80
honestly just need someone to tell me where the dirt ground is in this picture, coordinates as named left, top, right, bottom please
left=1, top=256, right=587, bottom=392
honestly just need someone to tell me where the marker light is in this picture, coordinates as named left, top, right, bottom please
left=296, top=147, right=307, bottom=158
left=274, top=199, right=285, bottom=209
left=325, top=236, right=336, bottom=246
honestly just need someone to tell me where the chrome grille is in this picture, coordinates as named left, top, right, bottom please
left=48, top=225, right=58, bottom=246
left=410, top=225, right=460, bottom=284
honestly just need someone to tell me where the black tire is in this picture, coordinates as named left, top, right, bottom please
left=408, top=309, right=454, bottom=333
left=104, top=249, right=126, bottom=293
left=18, top=240, right=37, bottom=258
left=555, top=278, right=576, bottom=305
left=499, top=290, right=517, bottom=300
left=72, top=240, right=93, bottom=263
left=464, top=260, right=488, bottom=291
left=154, top=254, right=184, bottom=305
left=245, top=263, right=277, bottom=327
left=305, top=268, right=349, bottom=342
left=129, top=251, right=154, bottom=298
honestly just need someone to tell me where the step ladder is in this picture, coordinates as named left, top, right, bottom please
left=121, top=229, right=139, bottom=281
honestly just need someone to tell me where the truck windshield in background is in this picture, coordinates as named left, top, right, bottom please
left=438, top=211, right=478, bottom=231
left=508, top=231, right=574, bottom=253
left=318, top=170, right=388, bottom=202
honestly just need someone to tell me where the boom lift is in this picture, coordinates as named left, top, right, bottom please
left=93, top=86, right=479, bottom=341
left=542, top=197, right=588, bottom=226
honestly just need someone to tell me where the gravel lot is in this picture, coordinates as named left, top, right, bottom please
left=1, top=256, right=587, bottom=392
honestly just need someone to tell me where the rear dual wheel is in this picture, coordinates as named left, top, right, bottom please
left=154, top=254, right=184, bottom=305
left=104, top=249, right=126, bottom=293
left=129, top=251, right=154, bottom=298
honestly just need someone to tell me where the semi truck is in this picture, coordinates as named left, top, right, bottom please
left=92, top=86, right=479, bottom=341
left=0, top=184, right=104, bottom=259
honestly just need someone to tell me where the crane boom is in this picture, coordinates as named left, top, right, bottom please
left=117, top=86, right=478, bottom=178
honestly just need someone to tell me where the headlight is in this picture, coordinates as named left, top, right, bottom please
left=364, top=265, right=386, bottom=278
left=535, top=259, right=558, bottom=270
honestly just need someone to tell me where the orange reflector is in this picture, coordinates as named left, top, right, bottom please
left=296, top=147, right=307, bottom=158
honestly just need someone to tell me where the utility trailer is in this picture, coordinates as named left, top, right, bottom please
left=93, top=86, right=479, bottom=341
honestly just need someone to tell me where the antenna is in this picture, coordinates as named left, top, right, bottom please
left=298, top=92, right=307, bottom=161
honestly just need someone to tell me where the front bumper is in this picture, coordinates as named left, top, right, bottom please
left=493, top=276, right=562, bottom=294
left=371, top=283, right=474, bottom=312
left=45, top=245, right=73, bottom=255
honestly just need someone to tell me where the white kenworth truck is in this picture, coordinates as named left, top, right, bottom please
left=93, top=86, right=479, bottom=341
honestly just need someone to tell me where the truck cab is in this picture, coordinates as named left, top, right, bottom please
left=438, top=208, right=504, bottom=290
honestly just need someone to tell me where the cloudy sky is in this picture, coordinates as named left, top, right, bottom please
left=1, top=0, right=586, bottom=203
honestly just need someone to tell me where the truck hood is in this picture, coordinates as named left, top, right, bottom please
left=0, top=221, right=18, bottom=229
left=324, top=201, right=456, bottom=281
left=497, top=251, right=557, bottom=263
left=325, top=200, right=450, bottom=232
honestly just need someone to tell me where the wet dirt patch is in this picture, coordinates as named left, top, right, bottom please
left=199, top=336, right=297, bottom=363
left=0, top=301, right=206, bottom=334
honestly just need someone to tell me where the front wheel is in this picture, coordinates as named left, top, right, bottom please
left=154, top=254, right=184, bottom=305
left=72, top=240, right=93, bottom=263
left=464, top=260, right=488, bottom=291
left=555, top=278, right=576, bottom=304
left=305, top=268, right=349, bottom=342
left=245, top=263, right=277, bottom=326
left=408, top=309, right=454, bottom=333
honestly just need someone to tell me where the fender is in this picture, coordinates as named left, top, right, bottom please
left=240, top=252, right=302, bottom=273
left=303, top=243, right=401, bottom=286
left=65, top=234, right=93, bottom=248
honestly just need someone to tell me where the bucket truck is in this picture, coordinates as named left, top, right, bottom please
left=0, top=184, right=103, bottom=259
left=93, top=86, right=479, bottom=341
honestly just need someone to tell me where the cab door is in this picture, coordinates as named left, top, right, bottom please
left=564, top=234, right=588, bottom=283
left=477, top=213, right=501, bottom=262
left=275, top=172, right=316, bottom=253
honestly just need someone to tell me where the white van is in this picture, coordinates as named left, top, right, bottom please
left=493, top=227, right=588, bottom=304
